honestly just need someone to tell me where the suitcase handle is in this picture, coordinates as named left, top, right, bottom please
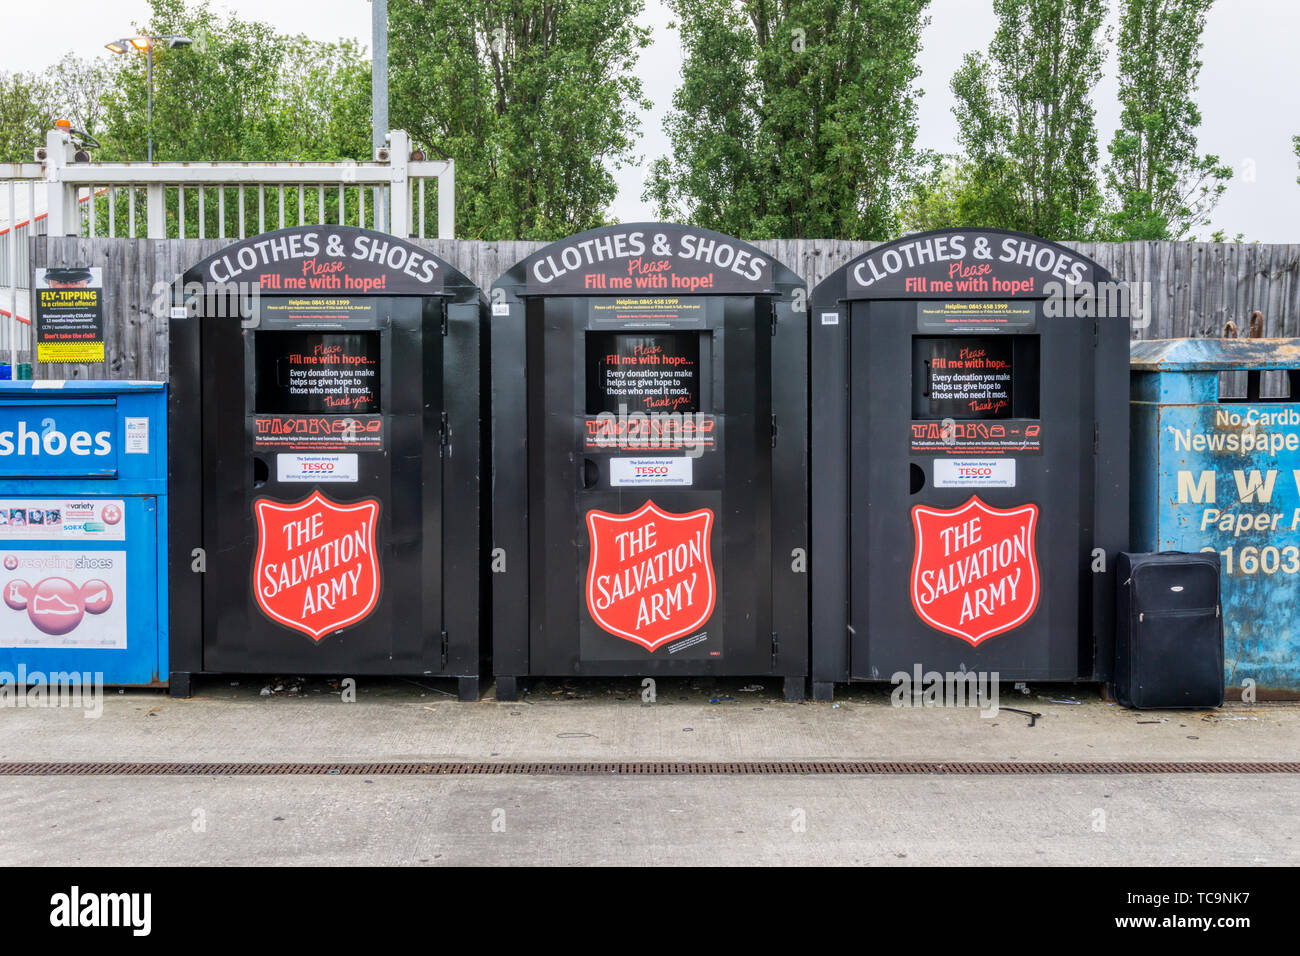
left=1138, top=605, right=1219, bottom=623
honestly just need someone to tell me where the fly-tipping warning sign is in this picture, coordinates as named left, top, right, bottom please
left=34, top=267, right=105, bottom=364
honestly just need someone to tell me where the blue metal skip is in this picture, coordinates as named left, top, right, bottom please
left=1131, top=339, right=1300, bottom=698
left=0, top=381, right=167, bottom=686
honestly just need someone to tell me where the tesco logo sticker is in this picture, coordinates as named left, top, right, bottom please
left=933, top=458, right=1016, bottom=489
left=609, top=457, right=693, bottom=487
left=277, top=453, right=359, bottom=483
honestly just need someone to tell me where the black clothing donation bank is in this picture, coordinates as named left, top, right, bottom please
left=169, top=225, right=488, bottom=699
left=491, top=223, right=809, bottom=700
left=810, top=228, right=1129, bottom=700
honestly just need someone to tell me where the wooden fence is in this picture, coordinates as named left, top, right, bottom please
left=27, top=236, right=1300, bottom=381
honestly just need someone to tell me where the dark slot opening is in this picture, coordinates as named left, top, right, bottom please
left=585, top=330, right=701, bottom=415
left=911, top=335, right=1040, bottom=420
left=253, top=331, right=382, bottom=414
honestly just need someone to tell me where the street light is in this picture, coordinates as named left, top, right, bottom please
left=104, top=34, right=193, bottom=162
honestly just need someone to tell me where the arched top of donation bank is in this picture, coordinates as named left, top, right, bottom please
left=491, top=222, right=805, bottom=304
left=182, top=224, right=481, bottom=299
left=812, top=227, right=1115, bottom=306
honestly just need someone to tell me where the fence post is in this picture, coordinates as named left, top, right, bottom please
left=438, top=159, right=455, bottom=240
left=147, top=185, right=165, bottom=238
left=389, top=129, right=409, bottom=238
left=43, top=127, right=73, bottom=237
left=7, top=179, right=17, bottom=368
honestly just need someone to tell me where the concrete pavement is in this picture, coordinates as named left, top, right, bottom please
left=1, top=677, right=1297, bottom=864
left=2, top=677, right=1296, bottom=763
left=4, top=774, right=1295, bottom=866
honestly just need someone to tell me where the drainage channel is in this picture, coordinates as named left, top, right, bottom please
left=1, top=761, right=1298, bottom=776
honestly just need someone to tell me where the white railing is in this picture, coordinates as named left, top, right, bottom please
left=0, top=169, right=42, bottom=365
left=39, top=128, right=453, bottom=241
left=0, top=127, right=454, bottom=369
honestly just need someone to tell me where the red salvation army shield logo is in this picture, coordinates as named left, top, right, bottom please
left=910, top=496, right=1039, bottom=646
left=586, top=500, right=716, bottom=651
left=253, top=490, right=381, bottom=641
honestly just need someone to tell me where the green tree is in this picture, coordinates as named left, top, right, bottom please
left=388, top=0, right=651, bottom=241
left=72, top=0, right=374, bottom=237
left=0, top=71, right=56, bottom=163
left=1105, top=0, right=1230, bottom=239
left=99, top=0, right=370, bottom=163
left=897, top=154, right=997, bottom=233
left=1293, top=135, right=1298, bottom=186
left=645, top=0, right=930, bottom=240
left=1, top=55, right=117, bottom=163
left=273, top=36, right=373, bottom=163
left=48, top=54, right=112, bottom=139
left=950, top=0, right=1107, bottom=239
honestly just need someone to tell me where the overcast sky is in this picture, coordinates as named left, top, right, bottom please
left=6, top=0, right=1298, bottom=240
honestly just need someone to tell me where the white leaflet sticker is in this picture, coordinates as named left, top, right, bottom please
left=609, top=457, right=693, bottom=487
left=933, top=458, right=1016, bottom=488
left=277, top=454, right=359, bottom=483
left=820, top=311, right=840, bottom=325
left=124, top=417, right=149, bottom=454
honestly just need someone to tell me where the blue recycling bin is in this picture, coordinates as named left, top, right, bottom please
left=1131, top=339, right=1300, bottom=698
left=0, top=381, right=167, bottom=686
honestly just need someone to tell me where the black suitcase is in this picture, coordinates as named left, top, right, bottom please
left=1113, top=552, right=1224, bottom=709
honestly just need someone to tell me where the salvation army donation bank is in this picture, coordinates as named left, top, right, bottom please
left=490, top=223, right=809, bottom=700
left=168, top=226, right=489, bottom=699
left=810, top=228, right=1130, bottom=700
